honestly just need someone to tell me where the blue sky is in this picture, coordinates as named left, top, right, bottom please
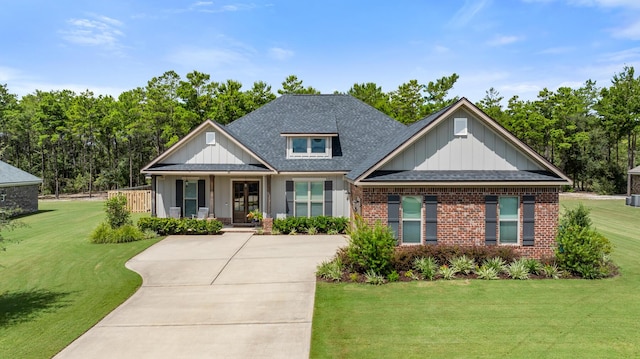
left=2, top=0, right=640, bottom=103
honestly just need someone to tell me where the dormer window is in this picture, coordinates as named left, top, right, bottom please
left=287, top=136, right=331, bottom=158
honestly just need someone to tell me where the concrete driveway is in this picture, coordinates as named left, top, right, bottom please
left=54, top=233, right=347, bottom=359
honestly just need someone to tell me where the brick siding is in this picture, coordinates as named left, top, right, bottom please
left=350, top=184, right=559, bottom=259
left=0, top=184, right=39, bottom=215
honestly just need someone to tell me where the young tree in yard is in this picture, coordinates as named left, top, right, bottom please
left=0, top=209, right=25, bottom=251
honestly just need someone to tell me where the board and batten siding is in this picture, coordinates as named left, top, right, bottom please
left=381, top=109, right=542, bottom=171
left=270, top=175, right=350, bottom=219
left=162, top=127, right=261, bottom=165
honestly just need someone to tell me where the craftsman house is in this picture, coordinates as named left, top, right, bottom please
left=0, top=160, right=41, bottom=214
left=142, top=95, right=571, bottom=257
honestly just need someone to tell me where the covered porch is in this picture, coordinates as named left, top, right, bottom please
left=149, top=167, right=274, bottom=225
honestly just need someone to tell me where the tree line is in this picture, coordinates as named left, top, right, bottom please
left=0, top=67, right=638, bottom=197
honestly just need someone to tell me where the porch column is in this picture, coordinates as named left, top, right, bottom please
left=151, top=175, right=157, bottom=217
left=209, top=175, right=215, bottom=217
left=266, top=175, right=272, bottom=216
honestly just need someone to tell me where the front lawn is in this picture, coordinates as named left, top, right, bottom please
left=311, top=198, right=640, bottom=358
left=0, top=200, right=160, bottom=359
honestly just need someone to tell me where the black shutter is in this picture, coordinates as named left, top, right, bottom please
left=388, top=194, right=400, bottom=240
left=324, top=181, right=333, bottom=216
left=485, top=195, right=498, bottom=245
left=285, top=180, right=294, bottom=217
left=197, top=179, right=206, bottom=209
left=176, top=179, right=184, bottom=216
left=424, top=195, right=438, bottom=244
left=523, top=195, right=535, bottom=246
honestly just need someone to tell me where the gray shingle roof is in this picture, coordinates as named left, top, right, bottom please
left=0, top=160, right=42, bottom=186
left=345, top=102, right=454, bottom=181
left=147, top=164, right=271, bottom=172
left=226, top=95, right=405, bottom=172
left=362, top=170, right=564, bottom=182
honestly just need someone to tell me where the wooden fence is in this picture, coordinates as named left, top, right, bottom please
left=107, top=190, right=151, bottom=213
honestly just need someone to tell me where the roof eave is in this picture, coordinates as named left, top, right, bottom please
left=353, top=180, right=571, bottom=187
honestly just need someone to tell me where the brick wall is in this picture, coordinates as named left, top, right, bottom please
left=350, top=184, right=559, bottom=258
left=0, top=185, right=39, bottom=215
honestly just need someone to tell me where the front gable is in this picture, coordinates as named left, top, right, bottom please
left=381, top=108, right=542, bottom=172
left=142, top=120, right=274, bottom=173
left=351, top=98, right=571, bottom=185
left=162, top=125, right=260, bottom=165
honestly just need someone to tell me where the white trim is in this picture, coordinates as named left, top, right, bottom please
left=454, top=117, right=468, bottom=136
left=498, top=196, right=520, bottom=245
left=286, top=136, right=332, bottom=159
left=353, top=98, right=572, bottom=185
left=293, top=180, right=324, bottom=217
left=401, top=195, right=423, bottom=245
left=141, top=120, right=276, bottom=173
left=0, top=181, right=42, bottom=187
left=205, top=131, right=216, bottom=145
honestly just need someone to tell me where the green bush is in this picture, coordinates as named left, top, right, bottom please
left=476, top=265, right=499, bottom=280
left=105, top=194, right=131, bottom=229
left=346, top=217, right=396, bottom=275
left=90, top=223, right=146, bottom=244
left=272, top=216, right=349, bottom=234
left=316, top=257, right=344, bottom=282
left=137, top=217, right=223, bottom=235
left=392, top=245, right=519, bottom=272
left=413, top=257, right=438, bottom=280
left=556, top=204, right=614, bottom=279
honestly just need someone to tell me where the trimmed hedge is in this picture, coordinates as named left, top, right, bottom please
left=137, top=217, right=223, bottom=235
left=272, top=216, right=349, bottom=234
left=334, top=244, right=521, bottom=273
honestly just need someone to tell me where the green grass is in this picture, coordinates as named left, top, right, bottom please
left=311, top=199, right=640, bottom=358
left=0, top=200, right=160, bottom=359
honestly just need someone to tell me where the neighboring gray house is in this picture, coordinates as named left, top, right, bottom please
left=0, top=160, right=42, bottom=214
left=629, top=165, right=640, bottom=196
left=142, top=95, right=571, bottom=258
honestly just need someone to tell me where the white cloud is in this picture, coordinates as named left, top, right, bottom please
left=538, top=46, right=575, bottom=54
left=597, top=47, right=640, bottom=62
left=610, top=20, right=640, bottom=40
left=449, top=0, right=491, bottom=27
left=433, top=45, right=450, bottom=54
left=568, top=0, right=640, bottom=9
left=499, top=83, right=542, bottom=95
left=166, top=47, right=251, bottom=69
left=487, top=35, right=522, bottom=46
left=268, top=47, right=294, bottom=60
left=60, top=14, right=125, bottom=52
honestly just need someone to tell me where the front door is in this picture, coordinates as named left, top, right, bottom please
left=233, top=181, right=260, bottom=223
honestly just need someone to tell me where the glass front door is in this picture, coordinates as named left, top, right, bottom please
left=233, top=181, right=260, bottom=223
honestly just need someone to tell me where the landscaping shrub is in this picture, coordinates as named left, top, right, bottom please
left=346, top=217, right=396, bottom=275
left=413, top=257, right=438, bottom=280
left=392, top=245, right=519, bottom=272
left=476, top=265, right=500, bottom=280
left=556, top=204, right=614, bottom=279
left=90, top=223, right=146, bottom=244
left=506, top=259, right=530, bottom=280
left=450, top=255, right=476, bottom=275
left=272, top=216, right=348, bottom=235
left=105, top=194, right=132, bottom=229
left=316, top=257, right=344, bottom=282
left=137, top=217, right=223, bottom=235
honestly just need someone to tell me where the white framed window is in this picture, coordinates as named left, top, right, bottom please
left=206, top=132, right=216, bottom=145
left=454, top=117, right=468, bottom=136
left=294, top=181, right=324, bottom=217
left=499, top=196, right=519, bottom=245
left=287, top=137, right=331, bottom=158
left=402, top=196, right=422, bottom=244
